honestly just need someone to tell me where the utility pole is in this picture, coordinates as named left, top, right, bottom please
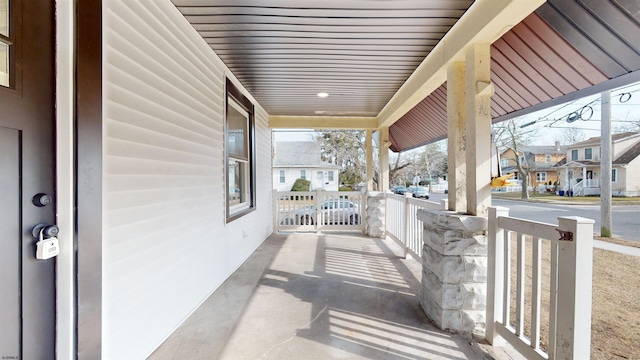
left=601, top=90, right=612, bottom=237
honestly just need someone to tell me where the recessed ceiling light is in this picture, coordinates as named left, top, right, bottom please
left=317, top=92, right=329, bottom=98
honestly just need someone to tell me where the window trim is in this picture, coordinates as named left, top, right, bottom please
left=225, top=78, right=256, bottom=222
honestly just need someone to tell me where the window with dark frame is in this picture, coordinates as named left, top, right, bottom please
left=585, top=148, right=593, bottom=160
left=225, top=78, right=255, bottom=221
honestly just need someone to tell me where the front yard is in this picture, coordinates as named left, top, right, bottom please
left=493, top=191, right=640, bottom=205
left=509, top=237, right=640, bottom=359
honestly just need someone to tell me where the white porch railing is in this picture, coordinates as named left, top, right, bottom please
left=385, top=193, right=447, bottom=259
left=487, top=207, right=594, bottom=360
left=273, top=190, right=366, bottom=233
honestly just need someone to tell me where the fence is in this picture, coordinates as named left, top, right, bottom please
left=487, top=206, right=594, bottom=360
left=385, top=193, right=447, bottom=259
left=273, top=190, right=366, bottom=233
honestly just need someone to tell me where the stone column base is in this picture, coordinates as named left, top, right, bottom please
left=417, top=209, right=488, bottom=337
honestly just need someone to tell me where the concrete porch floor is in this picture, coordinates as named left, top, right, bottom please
left=149, top=233, right=515, bottom=360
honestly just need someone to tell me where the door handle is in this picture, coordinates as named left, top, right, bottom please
left=31, top=223, right=59, bottom=239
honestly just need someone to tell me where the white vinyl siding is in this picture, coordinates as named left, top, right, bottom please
left=103, top=2, right=271, bottom=359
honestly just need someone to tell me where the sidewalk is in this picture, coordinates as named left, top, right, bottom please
left=594, top=239, right=640, bottom=257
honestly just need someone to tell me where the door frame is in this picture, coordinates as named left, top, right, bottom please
left=56, top=1, right=104, bottom=359
left=55, top=1, right=76, bottom=358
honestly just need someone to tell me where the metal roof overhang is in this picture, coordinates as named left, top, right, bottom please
left=172, top=0, right=640, bottom=152
left=390, top=0, right=640, bottom=151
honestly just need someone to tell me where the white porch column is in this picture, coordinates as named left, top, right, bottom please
left=379, top=127, right=390, bottom=192
left=366, top=129, right=374, bottom=191
left=465, top=43, right=493, bottom=216
left=447, top=61, right=466, bottom=212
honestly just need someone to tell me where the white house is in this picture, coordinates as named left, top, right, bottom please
left=559, top=132, right=640, bottom=196
left=273, top=141, right=340, bottom=191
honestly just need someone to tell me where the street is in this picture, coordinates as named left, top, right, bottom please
left=428, top=193, right=640, bottom=242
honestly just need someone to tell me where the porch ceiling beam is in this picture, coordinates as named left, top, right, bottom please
left=377, top=0, right=546, bottom=129
left=269, top=115, right=378, bottom=130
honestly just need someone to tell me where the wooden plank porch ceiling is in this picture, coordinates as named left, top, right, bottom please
left=172, top=0, right=640, bottom=152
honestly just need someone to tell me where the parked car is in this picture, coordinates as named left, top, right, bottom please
left=407, top=186, right=429, bottom=199
left=390, top=185, right=407, bottom=195
left=282, top=199, right=360, bottom=225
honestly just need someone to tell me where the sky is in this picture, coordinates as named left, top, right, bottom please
left=515, top=81, right=640, bottom=145
left=273, top=81, right=640, bottom=149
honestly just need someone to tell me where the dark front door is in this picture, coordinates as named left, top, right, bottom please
left=0, top=1, right=56, bottom=358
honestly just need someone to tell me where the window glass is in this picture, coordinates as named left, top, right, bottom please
left=279, top=170, right=285, bottom=183
left=227, top=100, right=248, bottom=160
left=228, top=159, right=247, bottom=208
left=300, top=169, right=306, bottom=180
left=328, top=171, right=334, bottom=181
left=0, top=0, right=8, bottom=88
left=571, top=149, right=578, bottom=161
left=0, top=42, right=7, bottom=87
left=612, top=169, right=617, bottom=183
left=0, top=0, right=8, bottom=37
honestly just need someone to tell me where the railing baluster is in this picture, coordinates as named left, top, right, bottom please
left=516, top=233, right=526, bottom=337
left=549, top=241, right=558, bottom=359
left=531, top=236, right=542, bottom=350
left=503, top=229, right=511, bottom=327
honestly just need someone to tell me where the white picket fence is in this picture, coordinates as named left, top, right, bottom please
left=273, top=190, right=366, bottom=233
left=385, top=193, right=447, bottom=259
left=487, top=206, right=594, bottom=360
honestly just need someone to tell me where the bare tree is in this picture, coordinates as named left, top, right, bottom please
left=493, top=118, right=538, bottom=200
left=613, top=114, right=640, bottom=133
left=561, top=126, right=587, bottom=145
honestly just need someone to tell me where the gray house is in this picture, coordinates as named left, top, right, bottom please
left=273, top=141, right=340, bottom=191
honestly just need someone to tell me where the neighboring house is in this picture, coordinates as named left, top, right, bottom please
left=273, top=141, right=341, bottom=191
left=559, top=132, right=640, bottom=196
left=499, top=145, right=566, bottom=189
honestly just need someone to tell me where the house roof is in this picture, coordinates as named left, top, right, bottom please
left=569, top=132, right=640, bottom=148
left=172, top=0, right=640, bottom=152
left=273, top=141, right=339, bottom=168
left=614, top=142, right=640, bottom=165
left=500, top=145, right=565, bottom=157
